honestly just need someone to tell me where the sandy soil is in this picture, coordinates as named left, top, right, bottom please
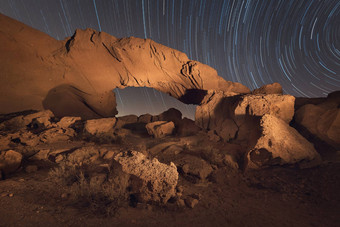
left=1, top=149, right=339, bottom=227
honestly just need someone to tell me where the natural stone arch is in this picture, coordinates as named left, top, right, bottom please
left=0, top=14, right=250, bottom=119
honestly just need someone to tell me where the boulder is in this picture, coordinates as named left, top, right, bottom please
left=294, top=93, right=340, bottom=149
left=175, top=155, right=213, bottom=183
left=138, top=114, right=153, bottom=124
left=56, top=116, right=81, bottom=129
left=176, top=117, right=201, bottom=136
left=153, top=108, right=182, bottom=125
left=115, top=115, right=138, bottom=128
left=84, top=117, right=117, bottom=135
left=146, top=121, right=175, bottom=138
left=0, top=110, right=54, bottom=131
left=0, top=150, right=22, bottom=175
left=114, top=150, right=178, bottom=204
left=195, top=91, right=295, bottom=142
left=252, top=82, right=283, bottom=95
left=246, top=114, right=321, bottom=169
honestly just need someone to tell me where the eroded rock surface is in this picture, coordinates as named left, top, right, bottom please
left=295, top=91, right=340, bottom=150
left=0, top=150, right=22, bottom=175
left=146, top=121, right=175, bottom=138
left=0, top=14, right=249, bottom=118
left=246, top=115, right=320, bottom=169
left=114, top=150, right=178, bottom=204
left=196, top=91, right=295, bottom=142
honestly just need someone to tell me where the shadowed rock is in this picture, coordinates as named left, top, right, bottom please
left=294, top=91, right=340, bottom=150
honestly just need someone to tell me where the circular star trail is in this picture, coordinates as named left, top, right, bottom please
left=1, top=0, right=339, bottom=117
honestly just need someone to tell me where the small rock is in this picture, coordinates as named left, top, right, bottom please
left=61, top=193, right=68, bottom=199
left=9, top=193, right=14, bottom=197
left=1, top=192, right=8, bottom=197
left=223, top=154, right=239, bottom=170
left=176, top=198, right=186, bottom=207
left=103, top=150, right=115, bottom=160
left=185, top=197, right=199, bottom=208
left=25, top=165, right=38, bottom=173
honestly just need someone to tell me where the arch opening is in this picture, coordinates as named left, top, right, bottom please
left=114, top=87, right=197, bottom=120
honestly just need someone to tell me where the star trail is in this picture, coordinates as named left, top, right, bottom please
left=0, top=0, right=339, bottom=118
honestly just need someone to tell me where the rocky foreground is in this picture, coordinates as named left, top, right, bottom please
left=0, top=87, right=339, bottom=226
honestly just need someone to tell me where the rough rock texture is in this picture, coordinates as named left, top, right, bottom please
left=196, top=91, right=295, bottom=142
left=56, top=116, right=81, bottom=129
left=114, top=150, right=178, bottom=204
left=115, top=115, right=138, bottom=128
left=146, top=121, right=175, bottom=138
left=246, top=115, right=320, bottom=169
left=294, top=91, right=340, bottom=150
left=252, top=82, right=283, bottom=95
left=153, top=108, right=182, bottom=125
left=176, top=117, right=201, bottom=136
left=84, top=118, right=117, bottom=135
left=0, top=110, right=54, bottom=131
left=175, top=155, right=213, bottom=183
left=0, top=150, right=22, bottom=175
left=0, top=13, right=249, bottom=119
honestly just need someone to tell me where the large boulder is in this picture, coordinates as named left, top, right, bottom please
left=176, top=117, right=201, bottom=136
left=0, top=14, right=249, bottom=118
left=114, top=150, right=178, bottom=204
left=195, top=91, right=295, bottom=142
left=146, top=121, right=175, bottom=138
left=84, top=117, right=117, bottom=136
left=0, top=150, right=22, bottom=175
left=295, top=92, right=340, bottom=149
left=153, top=108, right=182, bottom=125
left=246, top=114, right=320, bottom=169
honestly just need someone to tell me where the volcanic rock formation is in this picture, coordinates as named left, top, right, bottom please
left=0, top=13, right=249, bottom=119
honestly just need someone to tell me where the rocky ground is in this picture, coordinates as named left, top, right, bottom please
left=0, top=107, right=339, bottom=227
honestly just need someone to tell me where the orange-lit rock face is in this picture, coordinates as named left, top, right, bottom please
left=0, top=13, right=249, bottom=119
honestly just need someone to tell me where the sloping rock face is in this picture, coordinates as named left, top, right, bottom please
left=246, top=115, right=320, bottom=169
left=0, top=13, right=249, bottom=119
left=195, top=91, right=295, bottom=143
left=114, top=150, right=178, bottom=204
left=294, top=91, right=340, bottom=150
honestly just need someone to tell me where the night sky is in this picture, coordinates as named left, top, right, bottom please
left=0, top=0, right=339, bottom=118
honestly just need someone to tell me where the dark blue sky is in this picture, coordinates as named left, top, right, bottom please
left=1, top=0, right=339, bottom=117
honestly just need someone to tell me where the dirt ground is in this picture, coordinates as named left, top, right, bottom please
left=1, top=150, right=339, bottom=227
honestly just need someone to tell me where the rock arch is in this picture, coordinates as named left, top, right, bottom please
left=0, top=13, right=249, bottom=119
